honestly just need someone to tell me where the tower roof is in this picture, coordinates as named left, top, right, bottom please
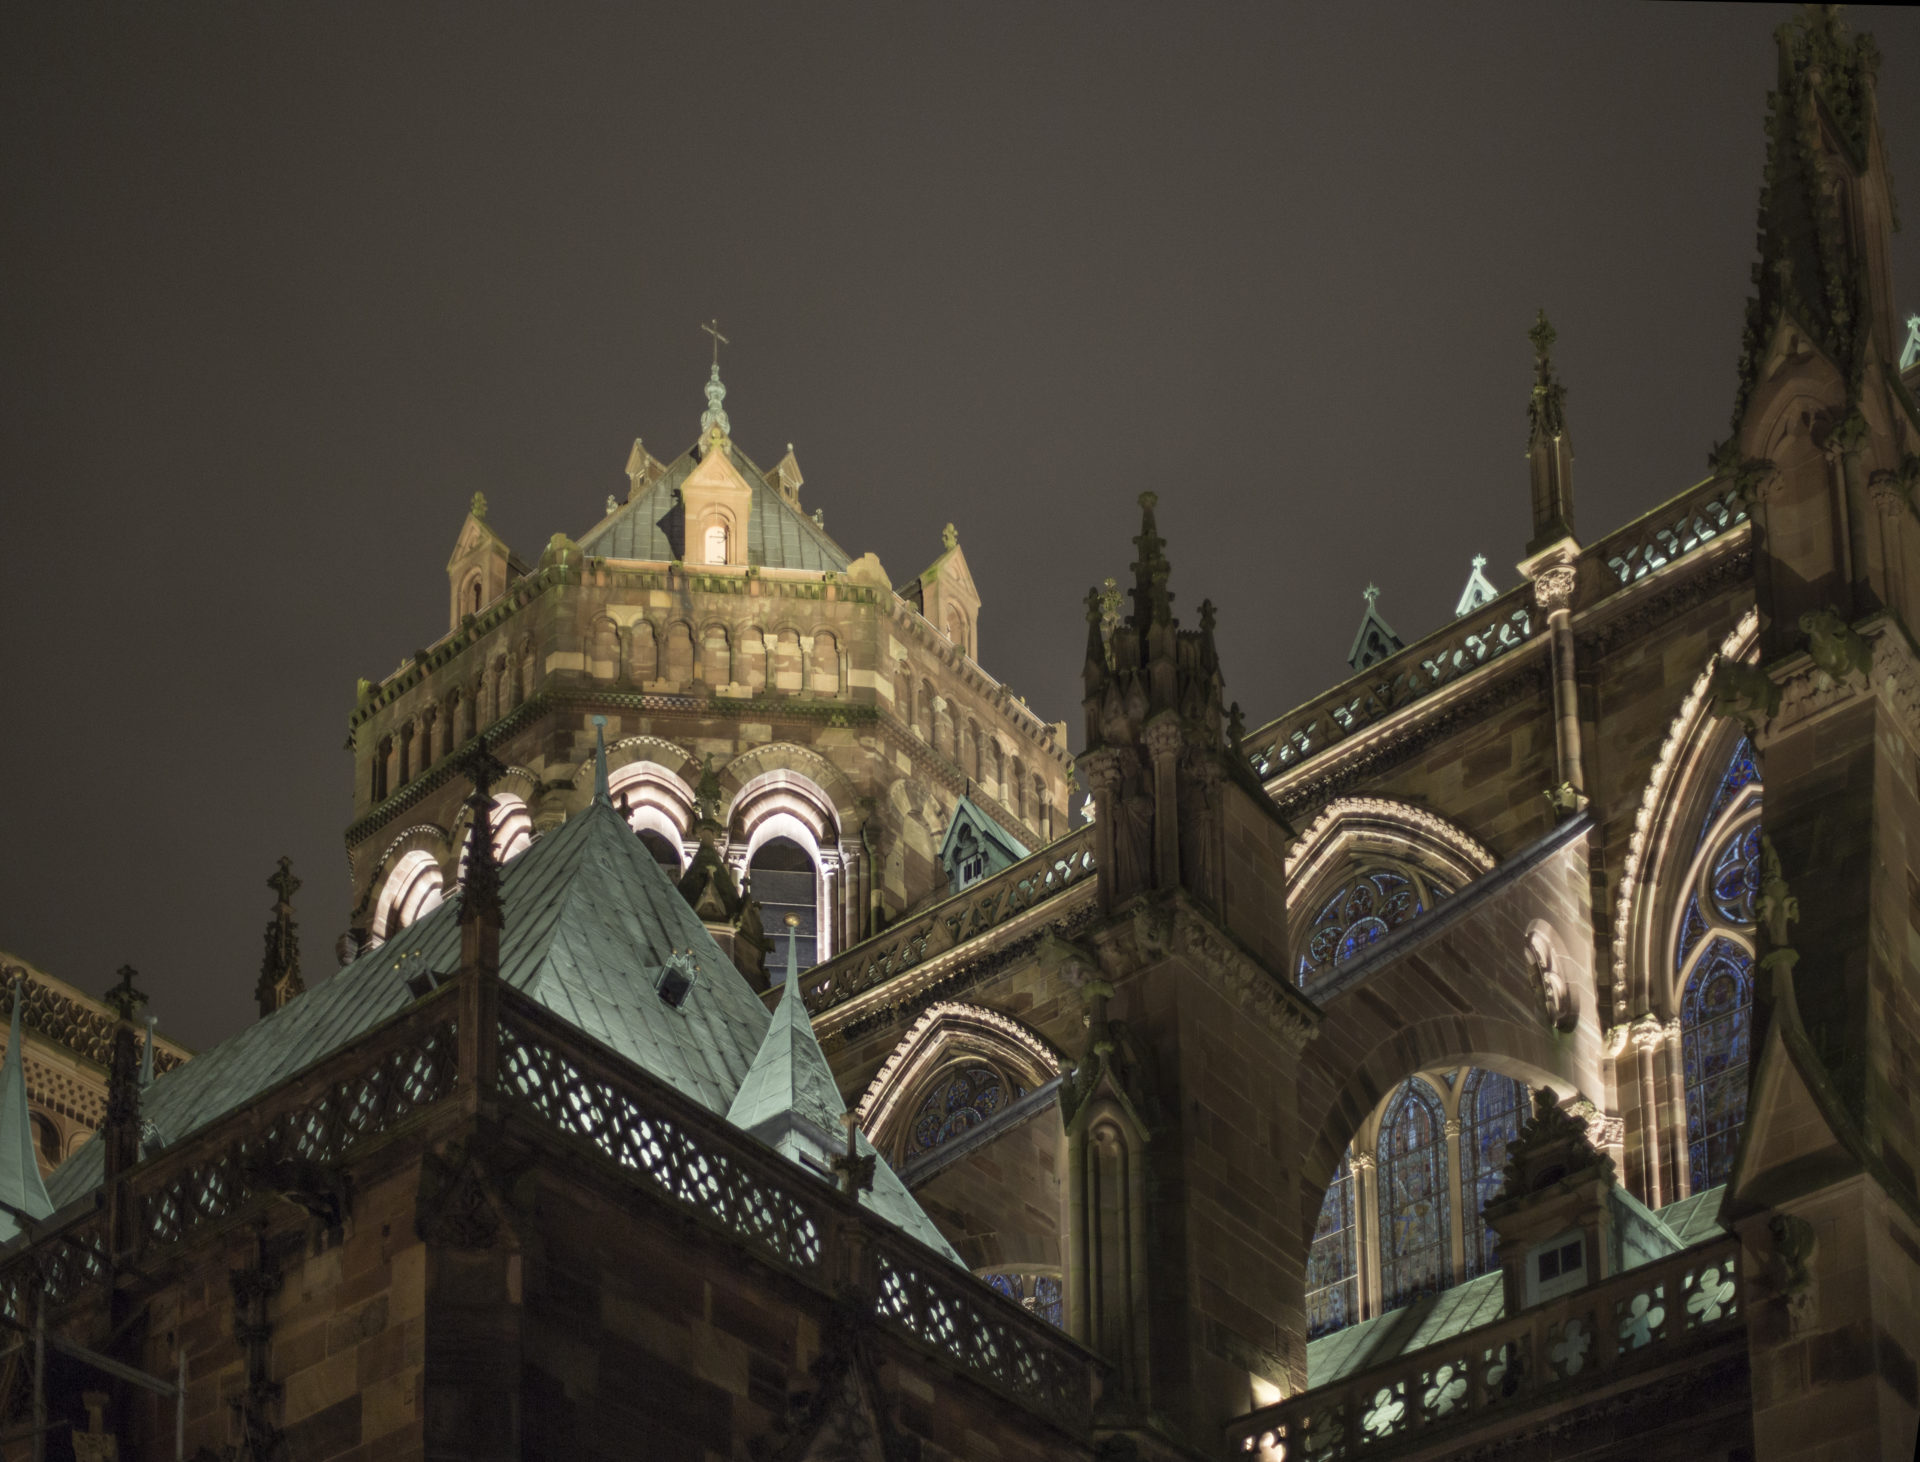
left=579, top=439, right=851, bottom=572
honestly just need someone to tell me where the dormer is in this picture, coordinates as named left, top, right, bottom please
left=939, top=797, right=1030, bottom=894
left=679, top=437, right=754, bottom=568
left=769, top=444, right=803, bottom=508
left=445, top=493, right=526, bottom=632
left=901, top=524, right=982, bottom=659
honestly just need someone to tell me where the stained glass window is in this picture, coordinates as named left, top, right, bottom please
left=1676, top=734, right=1761, bottom=1192
left=908, top=1065, right=1014, bottom=1153
left=980, top=1271, right=1065, bottom=1328
left=1378, top=1079, right=1451, bottom=1310
left=1681, top=938, right=1754, bottom=1190
left=1460, top=1069, right=1529, bottom=1278
left=1307, top=1155, right=1359, bottom=1338
left=1297, top=863, right=1452, bottom=984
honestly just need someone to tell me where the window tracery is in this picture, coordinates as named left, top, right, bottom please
left=906, top=1064, right=1022, bottom=1154
left=981, top=1271, right=1064, bottom=1328
left=1460, top=1069, right=1529, bottom=1277
left=1378, top=1078, right=1451, bottom=1310
left=1675, top=736, right=1760, bottom=1192
left=1306, top=1154, right=1358, bottom=1338
left=1296, top=861, right=1452, bottom=984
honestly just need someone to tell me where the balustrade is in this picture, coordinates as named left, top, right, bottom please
left=1229, top=1236, right=1741, bottom=1460
left=802, top=827, right=1098, bottom=1015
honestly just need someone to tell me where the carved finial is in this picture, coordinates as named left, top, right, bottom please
left=695, top=752, right=724, bottom=826
left=699, top=321, right=731, bottom=440
left=1527, top=309, right=1567, bottom=447
left=458, top=742, right=507, bottom=921
left=470, top=491, right=488, bottom=521
left=256, top=856, right=305, bottom=1019
left=1363, top=583, right=1380, bottom=608
left=941, top=522, right=958, bottom=552
left=105, top=966, right=147, bottom=1024
left=1130, top=492, right=1173, bottom=629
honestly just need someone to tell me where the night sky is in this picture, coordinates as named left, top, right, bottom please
left=5, top=5, right=1917, bottom=1052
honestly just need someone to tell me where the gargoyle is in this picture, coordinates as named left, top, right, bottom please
left=1799, top=608, right=1873, bottom=688
left=1708, top=659, right=1780, bottom=734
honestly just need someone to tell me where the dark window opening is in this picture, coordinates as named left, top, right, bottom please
left=638, top=828, right=681, bottom=872
left=751, top=836, right=817, bottom=978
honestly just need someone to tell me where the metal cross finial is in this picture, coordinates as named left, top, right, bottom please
left=268, top=855, right=300, bottom=908
left=1364, top=583, right=1381, bottom=607
left=106, top=964, right=148, bottom=1022
left=1472, top=554, right=1487, bottom=570
left=702, top=319, right=729, bottom=367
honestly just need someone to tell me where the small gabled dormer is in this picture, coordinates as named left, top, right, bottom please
left=445, top=492, right=526, bottom=632
left=901, top=523, right=982, bottom=659
left=940, top=797, right=1029, bottom=894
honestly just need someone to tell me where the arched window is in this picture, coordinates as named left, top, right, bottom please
left=1676, top=736, right=1760, bottom=1192
left=704, top=521, right=729, bottom=565
left=1306, top=1154, right=1358, bottom=1338
left=32, top=1113, right=59, bottom=1171
left=906, top=1064, right=1018, bottom=1154
left=1378, top=1078, right=1451, bottom=1310
left=466, top=574, right=483, bottom=615
left=638, top=828, right=682, bottom=873
left=1460, top=1069, right=1529, bottom=1277
left=1296, top=861, right=1452, bottom=984
left=752, top=836, right=818, bottom=976
left=373, top=850, right=445, bottom=941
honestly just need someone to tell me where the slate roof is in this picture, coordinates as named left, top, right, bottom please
left=1304, top=1185, right=1729, bottom=1387
left=578, top=442, right=851, bottom=572
left=45, top=801, right=961, bottom=1262
left=0, top=995, right=53, bottom=1242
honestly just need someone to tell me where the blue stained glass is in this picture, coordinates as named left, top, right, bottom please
left=1307, top=1155, right=1359, bottom=1338
left=909, top=1065, right=1010, bottom=1153
left=1299, top=868, right=1448, bottom=984
left=1709, top=824, right=1761, bottom=926
left=1461, top=1069, right=1529, bottom=1278
left=1379, top=1080, right=1451, bottom=1310
left=1682, top=937, right=1753, bottom=1189
left=978, top=1271, right=1065, bottom=1328
left=1676, top=895, right=1709, bottom=969
left=1696, top=736, right=1759, bottom=853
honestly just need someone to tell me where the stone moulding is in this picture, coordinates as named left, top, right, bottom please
left=1610, top=610, right=1760, bottom=1023
left=1284, top=797, right=1497, bottom=895
left=854, top=1001, right=1065, bottom=1133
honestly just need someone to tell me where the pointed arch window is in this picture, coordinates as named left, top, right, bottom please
left=1460, top=1069, right=1529, bottom=1277
left=1297, top=861, right=1452, bottom=984
left=1306, top=1154, right=1358, bottom=1338
left=1676, top=736, right=1760, bottom=1192
left=751, top=836, right=818, bottom=976
left=1378, top=1078, right=1451, bottom=1311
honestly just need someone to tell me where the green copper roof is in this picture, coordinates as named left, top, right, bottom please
left=0, top=993, right=54, bottom=1242
left=579, top=443, right=851, bottom=573
left=44, top=800, right=962, bottom=1265
left=727, top=943, right=963, bottom=1262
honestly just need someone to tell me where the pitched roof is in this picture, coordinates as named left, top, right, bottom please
left=44, top=800, right=964, bottom=1265
left=578, top=442, right=852, bottom=572
left=0, top=993, right=53, bottom=1242
left=728, top=946, right=963, bottom=1263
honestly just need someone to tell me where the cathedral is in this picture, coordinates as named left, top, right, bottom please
left=4, top=7, right=1920, bottom=1460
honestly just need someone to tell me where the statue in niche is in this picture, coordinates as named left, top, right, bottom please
left=1524, top=924, right=1577, bottom=1032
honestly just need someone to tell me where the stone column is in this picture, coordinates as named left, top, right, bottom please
left=1351, top=1152, right=1382, bottom=1320
left=1444, top=1117, right=1467, bottom=1280
left=1663, top=1017, right=1690, bottom=1202
left=1531, top=558, right=1585, bottom=801
left=1142, top=716, right=1182, bottom=891
left=1630, top=1015, right=1666, bottom=1208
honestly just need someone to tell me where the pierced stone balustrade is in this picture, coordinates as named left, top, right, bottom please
left=799, top=825, right=1098, bottom=1020
left=1227, top=1235, right=1742, bottom=1461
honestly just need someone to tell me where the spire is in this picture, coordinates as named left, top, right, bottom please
left=1129, top=491, right=1173, bottom=631
left=1729, top=7, right=1895, bottom=437
left=699, top=319, right=732, bottom=442
left=101, top=965, right=146, bottom=1198
left=0, top=977, right=53, bottom=1241
left=255, top=855, right=305, bottom=1019
left=591, top=715, right=612, bottom=807
left=1455, top=554, right=1499, bottom=618
left=1348, top=584, right=1404, bottom=671
left=458, top=742, right=508, bottom=927
left=1525, top=310, right=1577, bottom=553
left=725, top=920, right=846, bottom=1164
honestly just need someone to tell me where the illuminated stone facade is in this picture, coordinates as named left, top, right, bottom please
left=7, top=10, right=1920, bottom=1462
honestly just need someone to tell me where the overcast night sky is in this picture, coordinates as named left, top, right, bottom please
left=3, top=4, right=1917, bottom=1052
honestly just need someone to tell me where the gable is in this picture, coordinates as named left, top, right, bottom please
left=939, top=798, right=1030, bottom=893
